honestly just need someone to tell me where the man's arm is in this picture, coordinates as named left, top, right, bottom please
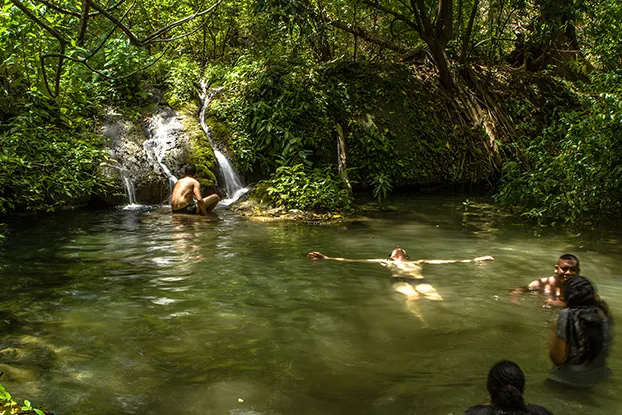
left=509, top=279, right=542, bottom=303
left=307, top=252, right=385, bottom=263
left=419, top=256, right=494, bottom=265
left=192, top=180, right=203, bottom=202
left=549, top=321, right=568, bottom=366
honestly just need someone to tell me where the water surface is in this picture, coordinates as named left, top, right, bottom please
left=0, top=195, right=620, bottom=414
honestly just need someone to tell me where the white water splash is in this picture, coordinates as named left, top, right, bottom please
left=118, top=168, right=145, bottom=210
left=144, top=107, right=180, bottom=194
left=122, top=175, right=137, bottom=205
left=199, top=82, right=250, bottom=207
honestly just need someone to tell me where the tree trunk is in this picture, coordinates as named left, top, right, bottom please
left=424, top=36, right=454, bottom=91
left=336, top=123, right=352, bottom=196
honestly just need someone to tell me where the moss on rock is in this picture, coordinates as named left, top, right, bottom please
left=178, top=102, right=218, bottom=188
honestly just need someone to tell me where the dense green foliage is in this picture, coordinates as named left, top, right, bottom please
left=0, top=0, right=621, bottom=222
left=0, top=108, right=111, bottom=213
left=255, top=164, right=352, bottom=211
left=203, top=59, right=494, bottom=209
left=496, top=74, right=622, bottom=223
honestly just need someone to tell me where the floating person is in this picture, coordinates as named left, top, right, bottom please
left=308, top=246, right=494, bottom=324
left=171, top=164, right=220, bottom=215
left=548, top=276, right=611, bottom=388
left=465, top=360, right=553, bottom=414
left=510, top=254, right=580, bottom=306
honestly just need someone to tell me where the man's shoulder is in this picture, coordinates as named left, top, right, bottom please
left=528, top=276, right=555, bottom=289
left=178, top=177, right=199, bottom=186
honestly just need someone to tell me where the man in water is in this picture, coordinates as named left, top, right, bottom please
left=510, top=254, right=580, bottom=307
left=308, top=246, right=494, bottom=324
left=171, top=164, right=220, bottom=215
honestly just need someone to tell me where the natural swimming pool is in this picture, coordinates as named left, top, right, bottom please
left=0, top=195, right=620, bottom=414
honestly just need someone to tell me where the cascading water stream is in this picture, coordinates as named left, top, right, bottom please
left=199, top=84, right=250, bottom=207
left=144, top=107, right=180, bottom=194
left=122, top=174, right=138, bottom=205
left=115, top=167, right=144, bottom=210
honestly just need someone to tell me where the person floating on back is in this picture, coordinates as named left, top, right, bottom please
left=308, top=246, right=494, bottom=324
left=548, top=275, right=612, bottom=388
left=171, top=164, right=220, bottom=215
left=510, top=254, right=580, bottom=306
left=465, top=360, right=552, bottom=414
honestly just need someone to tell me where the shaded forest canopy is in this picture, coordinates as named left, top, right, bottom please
left=0, top=0, right=621, bottom=224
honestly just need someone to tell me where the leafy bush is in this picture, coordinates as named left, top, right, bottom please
left=495, top=74, right=622, bottom=223
left=256, top=164, right=352, bottom=211
left=0, top=120, right=111, bottom=214
left=164, top=56, right=203, bottom=108
left=216, top=59, right=332, bottom=176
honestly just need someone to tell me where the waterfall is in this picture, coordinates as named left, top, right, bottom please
left=144, top=107, right=180, bottom=194
left=119, top=169, right=143, bottom=210
left=199, top=83, right=250, bottom=207
left=123, top=175, right=137, bottom=205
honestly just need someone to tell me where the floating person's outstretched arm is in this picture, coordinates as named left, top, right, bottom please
left=417, top=256, right=495, bottom=265
left=307, top=251, right=386, bottom=264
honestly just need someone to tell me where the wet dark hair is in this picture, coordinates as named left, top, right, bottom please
left=564, top=275, right=596, bottom=308
left=487, top=360, right=526, bottom=411
left=563, top=276, right=606, bottom=364
left=184, top=164, right=197, bottom=176
left=558, top=253, right=580, bottom=268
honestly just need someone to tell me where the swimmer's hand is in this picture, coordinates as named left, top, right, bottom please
left=473, top=256, right=494, bottom=262
left=308, top=251, right=327, bottom=260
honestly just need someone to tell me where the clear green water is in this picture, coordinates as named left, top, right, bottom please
left=0, top=195, right=620, bottom=415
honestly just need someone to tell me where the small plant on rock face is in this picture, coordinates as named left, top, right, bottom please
left=371, top=172, right=393, bottom=207
left=258, top=164, right=352, bottom=211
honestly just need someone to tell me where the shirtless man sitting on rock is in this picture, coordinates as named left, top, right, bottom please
left=308, top=246, right=494, bottom=324
left=171, top=164, right=220, bottom=215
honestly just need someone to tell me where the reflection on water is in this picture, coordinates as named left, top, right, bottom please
left=0, top=196, right=621, bottom=415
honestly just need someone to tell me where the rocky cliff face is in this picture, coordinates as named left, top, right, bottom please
left=98, top=106, right=194, bottom=206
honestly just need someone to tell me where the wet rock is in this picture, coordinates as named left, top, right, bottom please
left=97, top=106, right=195, bottom=206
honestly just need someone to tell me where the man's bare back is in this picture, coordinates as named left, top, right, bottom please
left=171, top=165, right=220, bottom=215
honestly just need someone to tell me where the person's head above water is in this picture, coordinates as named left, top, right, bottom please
left=184, top=164, right=198, bottom=177
left=486, top=360, right=526, bottom=411
left=555, top=254, right=580, bottom=283
left=564, top=275, right=597, bottom=308
left=389, top=246, right=409, bottom=261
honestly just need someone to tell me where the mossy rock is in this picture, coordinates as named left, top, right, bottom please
left=178, top=102, right=218, bottom=186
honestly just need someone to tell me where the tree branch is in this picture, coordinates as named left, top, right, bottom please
left=77, top=0, right=91, bottom=46
left=11, top=0, right=68, bottom=43
left=328, top=18, right=421, bottom=58
left=89, top=0, right=141, bottom=45
left=35, top=0, right=81, bottom=17
left=85, top=2, right=134, bottom=59
left=138, top=0, right=223, bottom=45
left=43, top=44, right=171, bottom=81
left=363, top=0, right=421, bottom=33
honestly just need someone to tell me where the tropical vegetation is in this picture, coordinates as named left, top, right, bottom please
left=0, top=0, right=621, bottom=224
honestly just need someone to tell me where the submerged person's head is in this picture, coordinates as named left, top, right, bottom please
left=486, top=360, right=526, bottom=411
left=389, top=246, right=409, bottom=261
left=184, top=164, right=198, bottom=177
left=555, top=254, right=580, bottom=283
left=564, top=276, right=597, bottom=308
